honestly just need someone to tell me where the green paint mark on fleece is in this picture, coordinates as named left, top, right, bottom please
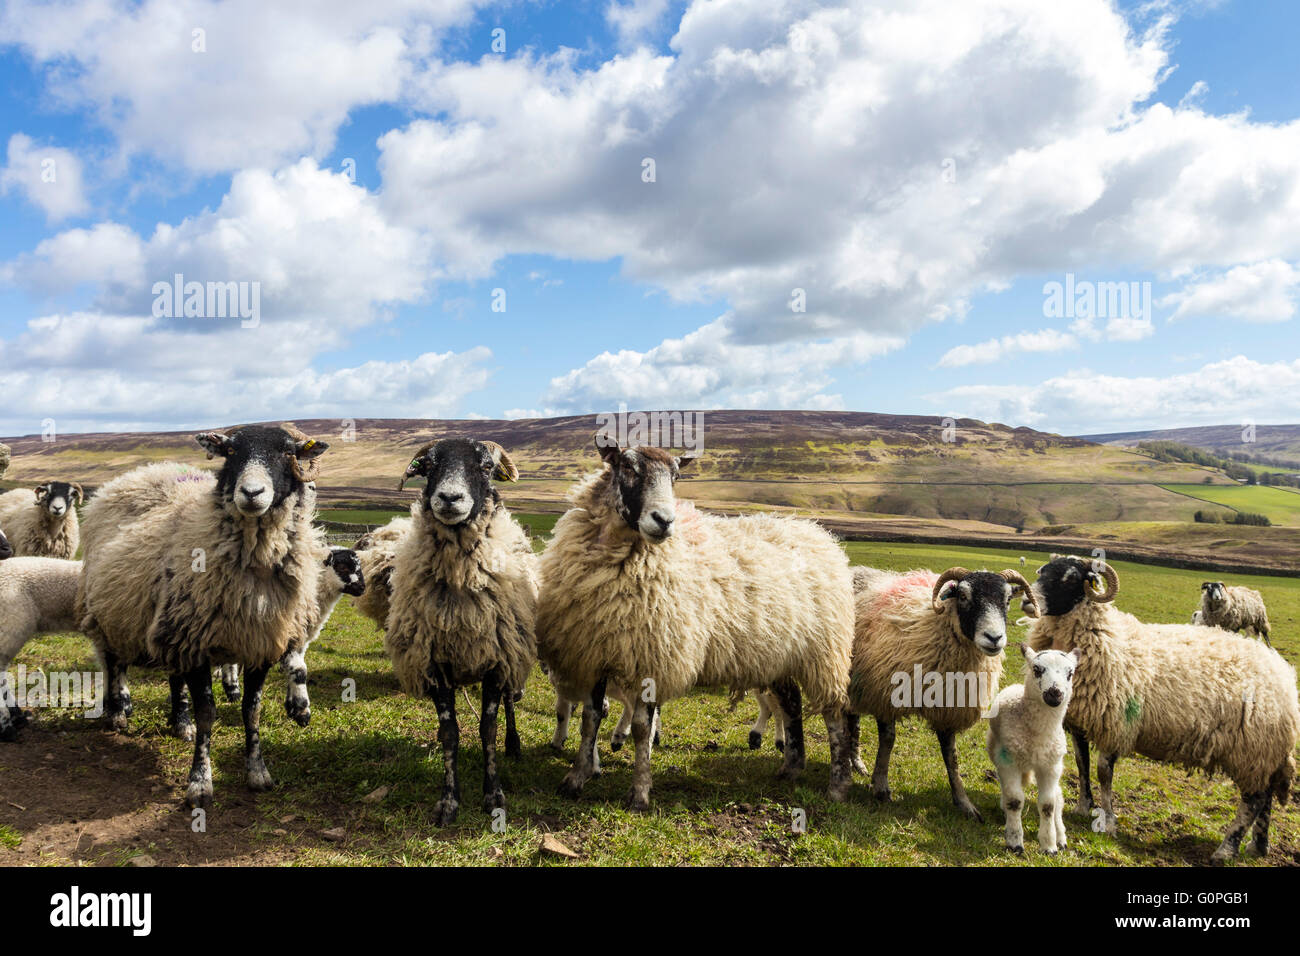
left=1125, top=696, right=1141, bottom=724
left=997, top=746, right=1014, bottom=767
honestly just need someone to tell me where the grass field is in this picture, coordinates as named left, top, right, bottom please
left=1161, top=484, right=1300, bottom=526
left=3, top=534, right=1297, bottom=867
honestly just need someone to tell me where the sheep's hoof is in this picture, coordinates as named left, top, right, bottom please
left=957, top=802, right=984, bottom=823
left=505, top=736, right=522, bottom=759
left=557, top=775, right=586, bottom=799
left=170, top=720, right=195, bottom=742
left=246, top=765, right=274, bottom=792
left=1007, top=844, right=1024, bottom=855
left=482, top=790, right=505, bottom=814
left=653, top=731, right=660, bottom=747
left=828, top=781, right=851, bottom=803
left=285, top=699, right=311, bottom=727
left=625, top=789, right=651, bottom=813
left=433, top=798, right=460, bottom=827
left=549, top=741, right=566, bottom=756
left=108, top=711, right=129, bottom=733
left=10, top=706, right=29, bottom=728
left=1043, top=847, right=1058, bottom=856
left=748, top=730, right=762, bottom=750
left=0, top=723, right=16, bottom=743
left=774, top=739, right=785, bottom=753
left=871, top=786, right=891, bottom=802
left=1075, top=796, right=1094, bottom=815
left=223, top=688, right=242, bottom=704
left=185, top=784, right=213, bottom=810
left=609, top=737, right=624, bottom=752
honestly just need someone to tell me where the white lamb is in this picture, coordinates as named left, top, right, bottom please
left=986, top=645, right=1081, bottom=854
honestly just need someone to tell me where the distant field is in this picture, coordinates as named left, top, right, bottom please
left=3, top=541, right=1296, bottom=867
left=1161, top=484, right=1300, bottom=526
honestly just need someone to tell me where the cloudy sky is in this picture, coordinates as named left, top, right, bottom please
left=1, top=0, right=1298, bottom=437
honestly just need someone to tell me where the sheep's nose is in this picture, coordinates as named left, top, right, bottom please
left=1043, top=688, right=1063, bottom=707
left=982, top=631, right=1004, bottom=645
left=650, top=511, right=673, bottom=532
left=240, top=485, right=265, bottom=498
left=438, top=491, right=464, bottom=506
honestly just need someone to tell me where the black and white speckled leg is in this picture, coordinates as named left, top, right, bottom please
left=1096, top=751, right=1119, bottom=835
left=1212, top=789, right=1268, bottom=863
left=503, top=689, right=522, bottom=759
left=625, top=697, right=656, bottom=811
left=220, top=664, right=241, bottom=703
left=871, top=719, right=895, bottom=800
left=846, top=712, right=867, bottom=774
left=1071, top=729, right=1094, bottom=813
left=551, top=696, right=573, bottom=752
left=559, top=677, right=607, bottom=798
left=772, top=679, right=805, bottom=781
left=431, top=675, right=461, bottom=826
left=479, top=669, right=505, bottom=814
left=242, top=663, right=273, bottom=792
left=1251, top=790, right=1273, bottom=857
left=103, top=649, right=131, bottom=731
left=183, top=665, right=215, bottom=809
left=168, top=673, right=194, bottom=741
left=824, top=711, right=852, bottom=802
left=280, top=647, right=310, bottom=727
left=937, top=728, right=982, bottom=822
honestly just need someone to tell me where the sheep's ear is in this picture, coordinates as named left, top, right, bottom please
left=294, top=437, right=329, bottom=460
left=196, top=432, right=234, bottom=459
left=1069, top=648, right=1083, bottom=663
left=675, top=453, right=698, bottom=472
left=1201, top=582, right=1212, bottom=590
left=482, top=441, right=518, bottom=482
left=595, top=435, right=622, bottom=465
left=34, top=483, right=49, bottom=502
left=1021, top=644, right=1034, bottom=661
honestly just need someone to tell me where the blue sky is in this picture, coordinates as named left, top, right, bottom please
left=1, top=0, right=1299, bottom=437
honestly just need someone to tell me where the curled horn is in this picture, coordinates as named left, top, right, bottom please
left=931, top=567, right=970, bottom=612
left=1086, top=561, right=1119, bottom=603
left=1001, top=569, right=1040, bottom=618
left=481, top=440, right=518, bottom=482
left=397, top=441, right=437, bottom=491
left=281, top=424, right=324, bottom=483
left=70, top=482, right=85, bottom=505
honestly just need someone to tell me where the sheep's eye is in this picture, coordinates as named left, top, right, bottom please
left=1033, top=666, right=1043, bottom=677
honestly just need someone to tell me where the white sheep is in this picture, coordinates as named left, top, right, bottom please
left=1027, top=555, right=1299, bottom=862
left=352, top=516, right=411, bottom=629
left=538, top=440, right=856, bottom=811
left=78, top=425, right=329, bottom=808
left=0, top=482, right=82, bottom=558
left=0, top=556, right=83, bottom=740
left=987, top=645, right=1081, bottom=854
left=1198, top=581, right=1272, bottom=645
left=384, top=438, right=535, bottom=826
left=848, top=566, right=1039, bottom=820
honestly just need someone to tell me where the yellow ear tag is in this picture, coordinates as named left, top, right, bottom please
left=301, top=439, right=316, bottom=452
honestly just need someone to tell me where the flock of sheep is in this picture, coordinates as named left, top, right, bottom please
left=0, top=424, right=1296, bottom=864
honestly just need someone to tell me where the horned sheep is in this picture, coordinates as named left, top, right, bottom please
left=848, top=565, right=1039, bottom=819
left=1027, top=555, right=1299, bottom=862
left=383, top=438, right=536, bottom=826
left=0, top=482, right=83, bottom=559
left=1198, top=581, right=1271, bottom=645
left=77, top=425, right=329, bottom=807
left=537, top=440, right=857, bottom=811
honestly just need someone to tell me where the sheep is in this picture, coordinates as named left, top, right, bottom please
left=538, top=439, right=856, bottom=811
left=351, top=516, right=411, bottom=629
left=550, top=678, right=662, bottom=760
left=0, top=527, right=11, bottom=561
left=1026, top=555, right=1299, bottom=862
left=1198, top=581, right=1271, bottom=645
left=0, top=482, right=83, bottom=558
left=987, top=645, right=1081, bottom=854
left=848, top=566, right=1039, bottom=820
left=0, top=557, right=83, bottom=740
left=0, top=441, right=10, bottom=478
left=384, top=437, right=535, bottom=826
left=77, top=424, right=329, bottom=808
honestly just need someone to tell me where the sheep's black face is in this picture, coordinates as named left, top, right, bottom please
left=196, top=426, right=327, bottom=518
left=325, top=548, right=366, bottom=596
left=1202, top=581, right=1227, bottom=609
left=410, top=439, right=500, bottom=526
left=0, top=529, right=11, bottom=561
left=936, top=571, right=1014, bottom=655
left=1032, top=556, right=1103, bottom=616
left=597, top=442, right=696, bottom=543
left=35, top=481, right=82, bottom=519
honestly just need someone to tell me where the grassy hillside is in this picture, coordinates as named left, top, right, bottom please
left=1161, top=484, right=1300, bottom=526
left=3, top=541, right=1295, bottom=867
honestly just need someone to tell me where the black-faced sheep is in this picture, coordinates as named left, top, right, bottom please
left=77, top=425, right=328, bottom=808
left=538, top=440, right=856, bottom=811
left=1027, top=555, right=1299, bottom=862
left=0, top=556, right=82, bottom=740
left=1198, top=581, right=1271, bottom=645
left=0, top=482, right=83, bottom=559
left=848, top=566, right=1039, bottom=820
left=384, top=438, right=535, bottom=826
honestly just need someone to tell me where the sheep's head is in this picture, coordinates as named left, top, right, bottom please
left=34, top=481, right=83, bottom=519
left=399, top=438, right=517, bottom=527
left=0, top=527, right=11, bottom=561
left=1201, top=581, right=1228, bottom=608
left=1031, top=554, right=1119, bottom=617
left=324, top=548, right=366, bottom=597
left=932, top=567, right=1030, bottom=656
left=196, top=425, right=328, bottom=518
left=596, top=436, right=697, bottom=544
left=1022, top=645, right=1081, bottom=709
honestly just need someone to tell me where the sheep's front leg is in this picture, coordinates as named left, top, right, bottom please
left=772, top=679, right=805, bottom=781
left=168, top=674, right=194, bottom=741
left=551, top=694, right=573, bottom=753
left=610, top=693, right=633, bottom=752
left=183, top=665, right=216, bottom=809
left=749, top=691, right=774, bottom=750
left=280, top=647, right=311, bottom=727
left=996, top=766, right=1025, bottom=853
left=1036, top=763, right=1064, bottom=854
left=241, top=664, right=273, bottom=792
left=937, top=728, right=982, bottom=822
left=503, top=689, right=522, bottom=759
left=559, top=678, right=607, bottom=798
left=0, top=653, right=23, bottom=741
left=1095, top=751, right=1119, bottom=835
left=220, top=664, right=241, bottom=703
left=626, top=696, right=656, bottom=812
left=102, top=649, right=132, bottom=732
left=479, top=670, right=505, bottom=814
left=824, top=711, right=852, bottom=802
left=871, top=719, right=896, bottom=800
left=846, top=712, right=867, bottom=774
left=1212, top=789, right=1269, bottom=863
left=1251, top=790, right=1273, bottom=857
left=1071, top=730, right=1094, bottom=814
left=430, top=675, right=461, bottom=826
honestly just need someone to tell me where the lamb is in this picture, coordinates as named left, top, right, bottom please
left=0, top=482, right=83, bottom=558
left=0, top=557, right=83, bottom=740
left=1027, top=555, right=1299, bottom=862
left=77, top=425, right=329, bottom=808
left=384, top=438, right=536, bottom=826
left=538, top=439, right=856, bottom=811
left=987, top=645, right=1081, bottom=854
left=848, top=566, right=1039, bottom=820
left=279, top=547, right=366, bottom=726
left=1198, top=581, right=1271, bottom=645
